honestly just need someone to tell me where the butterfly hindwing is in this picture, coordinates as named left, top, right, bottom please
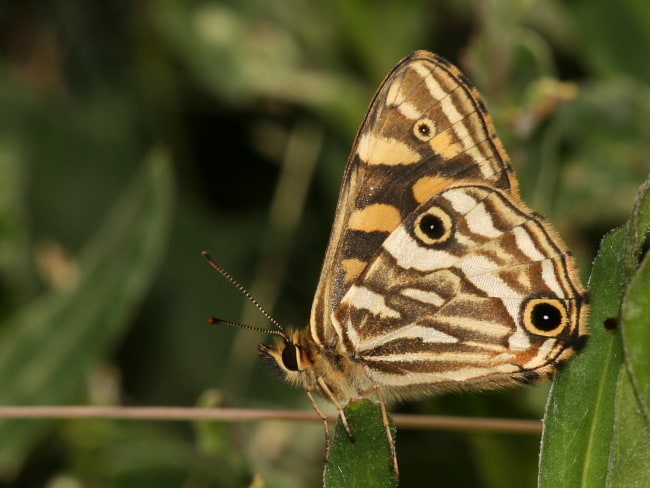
left=333, top=184, right=588, bottom=398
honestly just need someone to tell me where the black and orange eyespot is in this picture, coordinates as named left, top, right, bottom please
left=413, top=206, right=453, bottom=245
left=522, top=298, right=568, bottom=337
left=413, top=118, right=436, bottom=142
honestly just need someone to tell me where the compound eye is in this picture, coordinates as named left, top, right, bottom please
left=413, top=206, right=453, bottom=245
left=523, top=298, right=568, bottom=336
left=281, top=344, right=300, bottom=371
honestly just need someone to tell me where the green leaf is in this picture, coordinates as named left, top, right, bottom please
left=624, top=179, right=650, bottom=271
left=324, top=399, right=397, bottom=488
left=621, top=177, right=650, bottom=423
left=0, top=150, right=174, bottom=474
left=606, top=367, right=650, bottom=486
left=538, top=227, right=626, bottom=487
left=622, top=250, right=650, bottom=421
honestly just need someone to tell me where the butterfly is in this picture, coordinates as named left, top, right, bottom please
left=205, top=50, right=589, bottom=475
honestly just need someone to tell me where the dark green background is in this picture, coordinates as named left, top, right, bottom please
left=1, top=1, right=649, bottom=486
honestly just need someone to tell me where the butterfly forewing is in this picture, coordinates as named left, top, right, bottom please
left=310, top=51, right=523, bottom=343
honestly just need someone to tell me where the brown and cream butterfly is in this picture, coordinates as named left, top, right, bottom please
left=205, top=50, right=589, bottom=472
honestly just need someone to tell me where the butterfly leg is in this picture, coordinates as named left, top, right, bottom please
left=317, top=376, right=355, bottom=441
left=306, top=390, right=332, bottom=461
left=361, top=385, right=398, bottom=477
left=377, top=394, right=399, bottom=478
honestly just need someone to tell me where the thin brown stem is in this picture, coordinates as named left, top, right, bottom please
left=0, top=406, right=542, bottom=434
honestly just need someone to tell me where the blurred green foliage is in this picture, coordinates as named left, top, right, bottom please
left=0, top=0, right=648, bottom=487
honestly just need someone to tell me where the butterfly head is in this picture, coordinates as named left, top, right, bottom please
left=258, top=330, right=316, bottom=387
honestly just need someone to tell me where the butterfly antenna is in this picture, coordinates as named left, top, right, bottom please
left=201, top=251, right=288, bottom=338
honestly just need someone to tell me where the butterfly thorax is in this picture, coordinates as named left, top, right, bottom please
left=258, top=328, right=376, bottom=404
